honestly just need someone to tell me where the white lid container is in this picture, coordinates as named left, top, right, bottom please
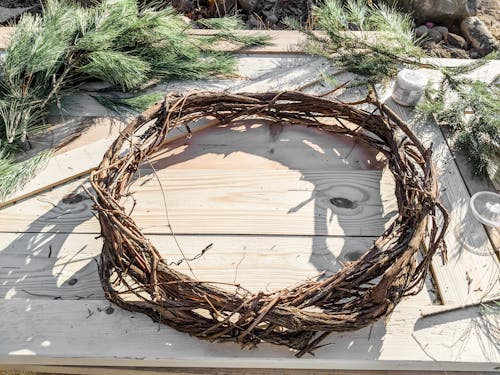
left=391, top=69, right=428, bottom=107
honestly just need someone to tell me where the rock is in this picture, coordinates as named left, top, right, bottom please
left=395, top=0, right=476, bottom=27
left=246, top=14, right=260, bottom=28
left=415, top=25, right=428, bottom=38
left=427, top=28, right=444, bottom=43
left=179, top=15, right=191, bottom=25
left=238, top=0, right=259, bottom=12
left=447, top=32, right=467, bottom=48
left=0, top=6, right=32, bottom=23
left=461, top=16, right=498, bottom=54
left=266, top=14, right=278, bottom=24
left=433, top=26, right=449, bottom=41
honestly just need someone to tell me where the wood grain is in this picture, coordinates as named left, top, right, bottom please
left=1, top=295, right=498, bottom=371
left=0, top=233, right=376, bottom=300
left=2, top=365, right=497, bottom=375
left=0, top=168, right=396, bottom=237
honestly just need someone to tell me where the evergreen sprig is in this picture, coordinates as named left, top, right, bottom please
left=310, top=0, right=499, bottom=181
left=307, top=0, right=423, bottom=83
left=418, top=75, right=499, bottom=180
left=0, top=0, right=267, bottom=200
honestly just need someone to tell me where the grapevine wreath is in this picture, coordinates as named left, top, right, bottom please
left=88, top=90, right=448, bottom=357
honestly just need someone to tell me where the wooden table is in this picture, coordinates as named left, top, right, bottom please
left=0, top=30, right=499, bottom=374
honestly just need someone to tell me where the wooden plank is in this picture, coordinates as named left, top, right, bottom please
left=2, top=365, right=496, bottom=375
left=0, top=27, right=313, bottom=54
left=0, top=169, right=395, bottom=236
left=1, top=294, right=498, bottom=371
left=0, top=26, right=13, bottom=49
left=0, top=27, right=394, bottom=55
left=0, top=27, right=309, bottom=53
left=0, top=232, right=376, bottom=300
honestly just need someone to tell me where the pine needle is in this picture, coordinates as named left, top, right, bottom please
left=0, top=149, right=52, bottom=201
left=93, top=92, right=164, bottom=114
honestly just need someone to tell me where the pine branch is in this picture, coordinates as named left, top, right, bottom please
left=310, top=0, right=499, bottom=181
left=0, top=0, right=268, bottom=199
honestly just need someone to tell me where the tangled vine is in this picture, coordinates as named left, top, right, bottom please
left=89, top=91, right=448, bottom=357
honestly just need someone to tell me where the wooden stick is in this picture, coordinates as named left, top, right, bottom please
left=420, top=297, right=499, bottom=318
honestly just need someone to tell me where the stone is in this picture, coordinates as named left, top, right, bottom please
left=427, top=28, right=444, bottom=43
left=0, top=6, right=32, bottom=23
left=246, top=14, right=260, bottom=28
left=238, top=0, right=259, bottom=12
left=461, top=16, right=498, bottom=54
left=447, top=32, right=467, bottom=48
left=395, top=0, right=476, bottom=26
left=433, top=26, right=449, bottom=41
left=266, top=14, right=278, bottom=24
left=415, top=25, right=428, bottom=38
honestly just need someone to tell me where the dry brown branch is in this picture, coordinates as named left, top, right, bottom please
left=88, top=90, right=448, bottom=357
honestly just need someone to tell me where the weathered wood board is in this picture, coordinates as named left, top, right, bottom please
left=0, top=27, right=499, bottom=372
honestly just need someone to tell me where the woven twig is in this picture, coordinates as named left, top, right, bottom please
left=89, top=91, right=448, bottom=356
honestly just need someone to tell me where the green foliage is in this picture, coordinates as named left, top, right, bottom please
left=93, top=92, right=165, bottom=114
left=197, top=16, right=271, bottom=47
left=308, top=0, right=422, bottom=83
left=80, top=51, right=151, bottom=91
left=418, top=78, right=499, bottom=180
left=312, top=1, right=498, bottom=181
left=0, top=0, right=267, bottom=199
left=0, top=149, right=53, bottom=201
left=197, top=16, right=244, bottom=30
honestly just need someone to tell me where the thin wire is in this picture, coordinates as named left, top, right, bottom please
left=142, top=152, right=198, bottom=279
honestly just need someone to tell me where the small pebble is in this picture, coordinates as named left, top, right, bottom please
left=432, top=26, right=449, bottom=41
left=427, top=28, right=443, bottom=43
left=421, top=40, right=437, bottom=50
left=415, top=25, right=428, bottom=38
left=266, top=14, right=278, bottom=24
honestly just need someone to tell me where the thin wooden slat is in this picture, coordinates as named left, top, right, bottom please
left=0, top=27, right=395, bottom=55
left=1, top=365, right=495, bottom=375
left=0, top=232, right=376, bottom=300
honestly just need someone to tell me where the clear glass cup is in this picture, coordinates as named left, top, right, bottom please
left=470, top=191, right=500, bottom=227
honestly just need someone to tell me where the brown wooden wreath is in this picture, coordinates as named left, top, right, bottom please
left=88, top=91, right=449, bottom=357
